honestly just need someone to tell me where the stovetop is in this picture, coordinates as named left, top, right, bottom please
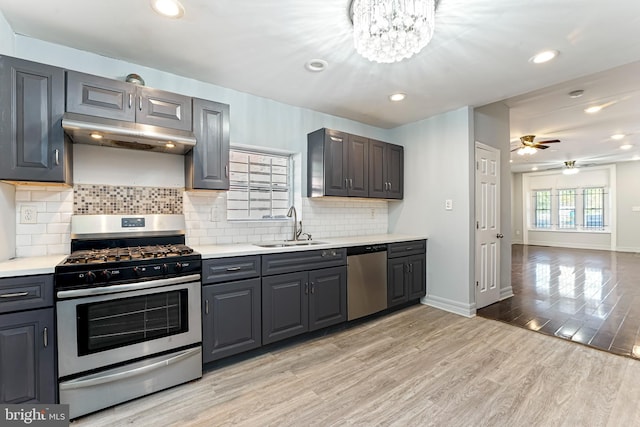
left=62, top=244, right=195, bottom=265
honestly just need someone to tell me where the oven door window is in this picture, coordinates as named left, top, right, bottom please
left=76, top=289, right=188, bottom=356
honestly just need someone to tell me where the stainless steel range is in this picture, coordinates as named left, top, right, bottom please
left=55, top=214, right=202, bottom=419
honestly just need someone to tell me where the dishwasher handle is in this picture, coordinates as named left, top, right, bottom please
left=347, top=244, right=387, bottom=256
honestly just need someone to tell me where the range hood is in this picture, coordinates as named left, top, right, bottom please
left=62, top=113, right=197, bottom=155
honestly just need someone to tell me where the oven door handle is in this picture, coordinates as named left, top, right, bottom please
left=58, top=347, right=200, bottom=390
left=56, top=274, right=201, bottom=299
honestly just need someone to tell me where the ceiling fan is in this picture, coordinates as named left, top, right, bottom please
left=511, top=135, right=561, bottom=155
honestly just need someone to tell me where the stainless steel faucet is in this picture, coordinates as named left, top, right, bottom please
left=286, top=205, right=301, bottom=241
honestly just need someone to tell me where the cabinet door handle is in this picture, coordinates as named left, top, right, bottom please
left=311, top=282, right=315, bottom=294
left=54, top=149, right=60, bottom=166
left=0, top=291, right=29, bottom=298
left=349, top=178, right=353, bottom=189
left=345, top=178, right=348, bottom=188
left=43, top=327, right=48, bottom=348
left=384, top=182, right=388, bottom=191
left=205, top=299, right=209, bottom=315
left=305, top=283, right=309, bottom=295
left=388, top=182, right=392, bottom=191
left=226, top=267, right=242, bottom=271
left=405, top=247, right=413, bottom=251
left=225, top=165, right=229, bottom=178
left=138, top=95, right=143, bottom=111
left=128, top=93, right=133, bottom=108
left=409, top=263, right=413, bottom=273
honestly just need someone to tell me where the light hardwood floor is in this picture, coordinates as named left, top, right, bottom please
left=72, top=305, right=640, bottom=426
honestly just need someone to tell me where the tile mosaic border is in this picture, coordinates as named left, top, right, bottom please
left=74, top=184, right=183, bottom=215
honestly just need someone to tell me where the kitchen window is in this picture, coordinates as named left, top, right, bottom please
left=227, top=149, right=292, bottom=220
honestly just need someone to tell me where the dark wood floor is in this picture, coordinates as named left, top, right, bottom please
left=478, top=244, right=640, bottom=359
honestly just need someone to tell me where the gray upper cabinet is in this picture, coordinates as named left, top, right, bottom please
left=185, top=98, right=230, bottom=190
left=307, top=128, right=401, bottom=199
left=369, top=139, right=404, bottom=199
left=307, top=128, right=369, bottom=197
left=0, top=56, right=70, bottom=183
left=66, top=70, right=192, bottom=131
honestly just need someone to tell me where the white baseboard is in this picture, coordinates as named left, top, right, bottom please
left=616, top=246, right=640, bottom=253
left=421, top=294, right=476, bottom=318
left=527, top=240, right=610, bottom=251
left=512, top=238, right=524, bottom=245
left=500, top=286, right=514, bottom=300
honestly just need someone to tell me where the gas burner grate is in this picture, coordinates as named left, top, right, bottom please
left=63, top=244, right=195, bottom=265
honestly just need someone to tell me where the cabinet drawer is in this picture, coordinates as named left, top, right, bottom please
left=262, top=248, right=346, bottom=276
left=387, top=240, right=426, bottom=258
left=202, top=256, right=261, bottom=284
left=0, top=275, right=54, bottom=314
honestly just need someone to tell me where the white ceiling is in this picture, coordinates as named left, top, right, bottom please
left=1, top=0, right=639, bottom=171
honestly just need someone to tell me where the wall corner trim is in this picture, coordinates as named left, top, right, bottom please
left=421, top=295, right=476, bottom=318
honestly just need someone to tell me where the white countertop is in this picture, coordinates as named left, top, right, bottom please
left=0, top=234, right=427, bottom=278
left=0, top=255, right=67, bottom=278
left=194, top=233, right=427, bottom=259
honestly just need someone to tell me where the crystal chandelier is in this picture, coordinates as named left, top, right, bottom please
left=352, top=0, right=436, bottom=64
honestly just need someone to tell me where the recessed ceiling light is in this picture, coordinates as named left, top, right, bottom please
left=620, top=144, right=633, bottom=150
left=165, top=142, right=175, bottom=148
left=531, top=167, right=538, bottom=171
left=568, top=90, right=584, bottom=98
left=305, top=59, right=328, bottom=72
left=389, top=93, right=406, bottom=102
left=90, top=133, right=103, bottom=139
left=150, top=0, right=184, bottom=18
left=584, top=105, right=603, bottom=114
left=509, top=159, right=513, bottom=163
left=529, top=50, right=559, bottom=64
left=611, top=134, right=625, bottom=140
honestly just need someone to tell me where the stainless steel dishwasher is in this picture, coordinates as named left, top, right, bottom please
left=347, top=244, right=387, bottom=320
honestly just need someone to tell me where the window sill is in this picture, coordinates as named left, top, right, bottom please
left=528, top=228, right=610, bottom=234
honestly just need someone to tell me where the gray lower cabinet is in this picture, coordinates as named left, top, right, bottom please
left=202, top=278, right=261, bottom=363
left=66, top=70, right=192, bottom=131
left=262, top=266, right=347, bottom=345
left=201, top=256, right=261, bottom=363
left=387, top=240, right=427, bottom=307
left=0, top=274, right=56, bottom=404
left=0, top=55, right=70, bottom=183
left=185, top=98, right=230, bottom=190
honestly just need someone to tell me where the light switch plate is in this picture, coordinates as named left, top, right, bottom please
left=20, top=205, right=38, bottom=224
left=445, top=199, right=453, bottom=210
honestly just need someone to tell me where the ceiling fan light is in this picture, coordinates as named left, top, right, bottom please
left=563, top=168, right=579, bottom=175
left=584, top=105, right=602, bottom=114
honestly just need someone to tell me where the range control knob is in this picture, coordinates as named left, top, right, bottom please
left=133, top=266, right=142, bottom=277
left=101, top=270, right=112, bottom=281
left=85, top=271, right=96, bottom=284
left=175, top=262, right=183, bottom=273
left=162, top=264, right=169, bottom=275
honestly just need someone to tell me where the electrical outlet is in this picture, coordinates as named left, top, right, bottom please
left=20, top=205, right=38, bottom=224
left=445, top=199, right=453, bottom=210
left=370, top=208, right=375, bottom=219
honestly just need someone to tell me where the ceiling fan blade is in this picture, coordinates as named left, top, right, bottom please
left=536, top=139, right=561, bottom=144
left=511, top=147, right=521, bottom=152
left=536, top=145, right=550, bottom=150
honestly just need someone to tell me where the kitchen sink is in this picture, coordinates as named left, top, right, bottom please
left=254, top=241, right=327, bottom=248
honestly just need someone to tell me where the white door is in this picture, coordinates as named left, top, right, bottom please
left=475, top=143, right=501, bottom=309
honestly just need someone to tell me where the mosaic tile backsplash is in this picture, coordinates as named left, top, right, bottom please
left=74, top=185, right=183, bottom=215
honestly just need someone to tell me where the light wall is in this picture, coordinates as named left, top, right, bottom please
left=0, top=183, right=15, bottom=260
left=511, top=173, right=524, bottom=244
left=473, top=102, right=512, bottom=300
left=388, top=107, right=475, bottom=317
left=0, top=10, right=14, bottom=54
left=615, top=161, right=640, bottom=252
